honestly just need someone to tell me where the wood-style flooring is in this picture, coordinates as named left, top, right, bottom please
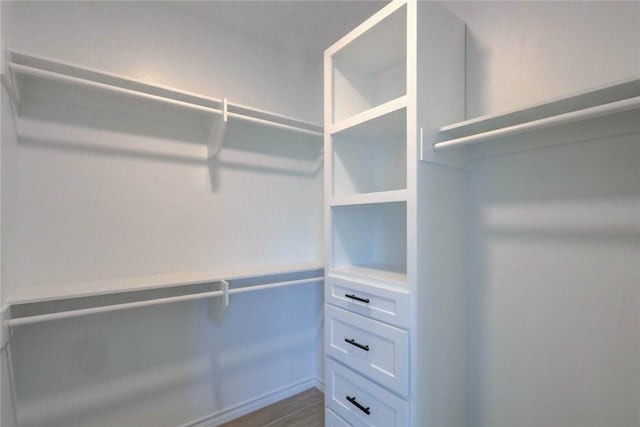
left=220, top=388, right=324, bottom=427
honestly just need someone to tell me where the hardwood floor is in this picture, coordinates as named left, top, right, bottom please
left=220, top=388, right=324, bottom=427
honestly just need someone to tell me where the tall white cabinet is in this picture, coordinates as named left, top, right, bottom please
left=323, top=0, right=467, bottom=426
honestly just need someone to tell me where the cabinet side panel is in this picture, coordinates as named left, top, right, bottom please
left=416, top=4, right=467, bottom=427
left=417, top=163, right=467, bottom=427
left=417, top=2, right=466, bottom=168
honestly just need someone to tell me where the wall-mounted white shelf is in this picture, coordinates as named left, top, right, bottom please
left=5, top=263, right=324, bottom=327
left=431, top=78, right=640, bottom=153
left=7, top=262, right=323, bottom=305
left=7, top=50, right=323, bottom=159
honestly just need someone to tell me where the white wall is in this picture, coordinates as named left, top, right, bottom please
left=466, top=133, right=640, bottom=427
left=2, top=1, right=323, bottom=426
left=445, top=1, right=640, bottom=117
left=5, top=0, right=324, bottom=292
left=8, top=1, right=321, bottom=124
left=443, top=2, right=640, bottom=426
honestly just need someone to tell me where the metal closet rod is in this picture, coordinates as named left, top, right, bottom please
left=7, top=276, right=323, bottom=327
left=9, top=62, right=322, bottom=137
left=433, top=95, right=640, bottom=151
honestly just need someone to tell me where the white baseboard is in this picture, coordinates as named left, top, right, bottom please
left=313, top=376, right=324, bottom=392
left=181, top=376, right=325, bottom=427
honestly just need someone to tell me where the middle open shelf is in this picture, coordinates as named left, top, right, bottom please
left=330, top=189, right=408, bottom=207
left=331, top=98, right=407, bottom=198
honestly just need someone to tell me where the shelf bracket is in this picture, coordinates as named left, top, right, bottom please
left=0, top=305, right=11, bottom=350
left=207, top=97, right=228, bottom=160
left=1, top=66, right=22, bottom=107
left=9, top=64, right=23, bottom=106
left=209, top=280, right=229, bottom=324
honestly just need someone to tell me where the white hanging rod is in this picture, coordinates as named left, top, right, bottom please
left=229, top=277, right=321, bottom=294
left=8, top=276, right=323, bottom=327
left=227, top=112, right=323, bottom=136
left=7, top=289, right=225, bottom=327
left=229, top=102, right=323, bottom=132
left=433, top=96, right=640, bottom=151
left=9, top=63, right=223, bottom=115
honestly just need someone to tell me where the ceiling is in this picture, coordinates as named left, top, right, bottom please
left=167, top=1, right=386, bottom=62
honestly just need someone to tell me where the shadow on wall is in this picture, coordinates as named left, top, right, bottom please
left=462, top=28, right=491, bottom=119
left=9, top=282, right=319, bottom=427
left=13, top=75, right=323, bottom=191
left=466, top=133, right=640, bottom=427
left=210, top=118, right=323, bottom=191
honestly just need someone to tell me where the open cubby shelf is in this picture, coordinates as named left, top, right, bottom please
left=332, top=99, right=407, bottom=198
left=331, top=202, right=407, bottom=285
left=330, top=3, right=407, bottom=125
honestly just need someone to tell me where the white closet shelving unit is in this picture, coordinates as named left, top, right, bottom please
left=323, top=3, right=640, bottom=426
left=323, top=1, right=467, bottom=426
left=6, top=50, right=323, bottom=160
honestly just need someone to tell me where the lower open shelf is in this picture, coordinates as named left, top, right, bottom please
left=330, top=264, right=407, bottom=286
left=5, top=263, right=324, bottom=326
left=7, top=262, right=323, bottom=306
left=331, top=202, right=407, bottom=286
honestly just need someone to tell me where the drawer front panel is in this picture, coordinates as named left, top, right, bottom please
left=326, top=275, right=409, bottom=328
left=326, top=305, right=409, bottom=396
left=326, top=358, right=409, bottom=427
left=326, top=408, right=352, bottom=427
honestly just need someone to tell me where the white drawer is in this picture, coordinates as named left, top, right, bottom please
left=326, top=358, right=409, bottom=427
left=326, top=408, right=351, bottom=427
left=326, top=275, right=409, bottom=328
left=326, top=305, right=409, bottom=396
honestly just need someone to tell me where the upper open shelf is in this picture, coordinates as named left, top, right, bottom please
left=331, top=98, right=407, bottom=198
left=432, top=78, right=640, bottom=153
left=6, top=50, right=323, bottom=160
left=327, top=1, right=407, bottom=125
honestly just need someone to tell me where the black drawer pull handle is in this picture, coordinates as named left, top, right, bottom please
left=345, top=338, right=369, bottom=351
left=345, top=293, right=370, bottom=304
left=346, top=395, right=370, bottom=415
